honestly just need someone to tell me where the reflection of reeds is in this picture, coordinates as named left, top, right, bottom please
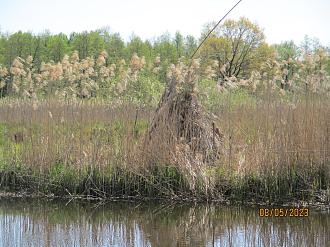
left=0, top=199, right=329, bottom=247
left=0, top=94, right=329, bottom=202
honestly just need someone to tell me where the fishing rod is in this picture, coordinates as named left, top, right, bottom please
left=190, top=0, right=243, bottom=59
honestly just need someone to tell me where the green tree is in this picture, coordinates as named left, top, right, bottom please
left=174, top=31, right=184, bottom=58
left=184, top=35, right=197, bottom=57
left=126, top=34, right=154, bottom=61
left=3, top=31, right=34, bottom=67
left=273, top=41, right=300, bottom=89
left=0, top=32, right=6, bottom=65
left=326, top=46, right=330, bottom=75
left=300, top=35, right=321, bottom=54
left=48, top=33, right=70, bottom=62
left=70, top=31, right=105, bottom=59
left=153, top=32, right=178, bottom=63
left=199, top=17, right=268, bottom=81
left=274, top=41, right=300, bottom=61
left=104, top=33, right=125, bottom=62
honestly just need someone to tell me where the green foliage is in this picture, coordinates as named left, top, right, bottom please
left=105, top=33, right=126, bottom=62
left=198, top=79, right=256, bottom=111
left=0, top=30, right=183, bottom=70
left=70, top=31, right=105, bottom=59
left=123, top=73, right=164, bottom=105
left=0, top=17, right=329, bottom=103
left=274, top=41, right=300, bottom=61
left=199, top=17, right=269, bottom=79
left=48, top=33, right=70, bottom=62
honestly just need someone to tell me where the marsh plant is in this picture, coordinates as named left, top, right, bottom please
left=0, top=48, right=329, bottom=202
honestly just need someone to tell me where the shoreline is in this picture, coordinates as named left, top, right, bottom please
left=1, top=190, right=329, bottom=211
left=1, top=99, right=329, bottom=213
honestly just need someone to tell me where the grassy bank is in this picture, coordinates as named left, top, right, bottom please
left=0, top=94, right=329, bottom=203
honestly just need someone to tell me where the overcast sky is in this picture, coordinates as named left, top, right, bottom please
left=0, top=0, right=329, bottom=45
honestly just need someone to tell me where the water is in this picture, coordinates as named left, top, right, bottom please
left=0, top=198, right=329, bottom=247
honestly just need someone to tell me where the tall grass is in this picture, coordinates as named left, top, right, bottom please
left=0, top=93, right=329, bottom=202
left=0, top=49, right=329, bottom=201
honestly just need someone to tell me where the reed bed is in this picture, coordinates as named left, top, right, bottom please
left=0, top=50, right=329, bottom=202
left=0, top=94, right=329, bottom=203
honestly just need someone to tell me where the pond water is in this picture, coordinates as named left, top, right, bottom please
left=0, top=198, right=329, bottom=247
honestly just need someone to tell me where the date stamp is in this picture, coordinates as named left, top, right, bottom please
left=259, top=208, right=309, bottom=217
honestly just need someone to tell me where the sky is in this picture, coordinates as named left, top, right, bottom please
left=0, top=0, right=329, bottom=45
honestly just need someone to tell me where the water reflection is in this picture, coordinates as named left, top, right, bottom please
left=0, top=199, right=329, bottom=247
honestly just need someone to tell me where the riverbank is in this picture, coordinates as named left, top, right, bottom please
left=1, top=165, right=329, bottom=208
left=0, top=189, right=330, bottom=212
left=0, top=98, right=329, bottom=205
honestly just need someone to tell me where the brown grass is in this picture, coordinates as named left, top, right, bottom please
left=0, top=91, right=329, bottom=203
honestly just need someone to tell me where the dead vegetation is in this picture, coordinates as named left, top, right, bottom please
left=144, top=60, right=223, bottom=168
left=0, top=57, right=329, bottom=202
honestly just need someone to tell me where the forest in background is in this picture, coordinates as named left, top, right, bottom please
left=0, top=17, right=329, bottom=103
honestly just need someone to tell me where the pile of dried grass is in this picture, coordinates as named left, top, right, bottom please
left=144, top=60, right=223, bottom=171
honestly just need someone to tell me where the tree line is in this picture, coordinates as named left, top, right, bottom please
left=0, top=17, right=329, bottom=98
left=0, top=28, right=197, bottom=68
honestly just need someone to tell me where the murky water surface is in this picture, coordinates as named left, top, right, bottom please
left=0, top=199, right=329, bottom=247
